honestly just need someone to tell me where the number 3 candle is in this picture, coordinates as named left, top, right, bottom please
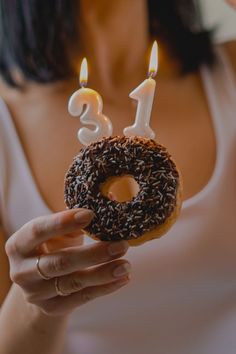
left=68, top=58, right=113, bottom=146
left=123, top=41, right=158, bottom=139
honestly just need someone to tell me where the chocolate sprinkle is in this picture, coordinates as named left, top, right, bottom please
left=64, top=136, right=180, bottom=241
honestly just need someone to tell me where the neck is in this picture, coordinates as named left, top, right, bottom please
left=79, top=0, right=149, bottom=99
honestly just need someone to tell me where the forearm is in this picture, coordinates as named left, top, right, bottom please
left=0, top=284, right=68, bottom=354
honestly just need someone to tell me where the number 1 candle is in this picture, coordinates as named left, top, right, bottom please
left=68, top=58, right=113, bottom=146
left=123, top=41, right=158, bottom=139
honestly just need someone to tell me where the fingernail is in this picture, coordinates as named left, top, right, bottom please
left=108, top=241, right=129, bottom=256
left=74, top=209, right=94, bottom=225
left=115, top=276, right=130, bottom=286
left=113, top=263, right=131, bottom=278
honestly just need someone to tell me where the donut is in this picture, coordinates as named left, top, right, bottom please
left=64, top=136, right=183, bottom=246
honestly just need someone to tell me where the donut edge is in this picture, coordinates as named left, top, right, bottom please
left=127, top=172, right=183, bottom=246
left=82, top=167, right=184, bottom=247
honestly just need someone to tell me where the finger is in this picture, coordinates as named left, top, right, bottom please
left=57, top=260, right=131, bottom=296
left=39, top=277, right=130, bottom=316
left=37, top=259, right=131, bottom=300
left=44, top=229, right=85, bottom=253
left=9, top=241, right=129, bottom=286
left=37, top=240, right=129, bottom=279
left=12, top=208, right=94, bottom=256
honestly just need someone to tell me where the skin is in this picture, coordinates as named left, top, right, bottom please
left=0, top=0, right=236, bottom=353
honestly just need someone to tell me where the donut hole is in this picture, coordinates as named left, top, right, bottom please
left=101, top=175, right=140, bottom=202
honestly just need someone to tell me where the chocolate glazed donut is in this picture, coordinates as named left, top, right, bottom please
left=64, top=136, right=183, bottom=246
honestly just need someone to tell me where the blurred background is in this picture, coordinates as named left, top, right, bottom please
left=200, top=0, right=236, bottom=42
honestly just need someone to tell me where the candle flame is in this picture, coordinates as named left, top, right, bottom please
left=148, top=41, right=158, bottom=78
left=79, top=58, right=88, bottom=87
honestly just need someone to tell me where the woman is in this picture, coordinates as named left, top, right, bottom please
left=0, top=1, right=236, bottom=353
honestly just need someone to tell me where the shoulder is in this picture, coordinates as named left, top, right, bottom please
left=221, top=40, right=236, bottom=75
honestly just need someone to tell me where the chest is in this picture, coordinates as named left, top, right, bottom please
left=8, top=74, right=216, bottom=213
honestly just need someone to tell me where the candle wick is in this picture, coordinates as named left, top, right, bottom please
left=148, top=71, right=156, bottom=79
left=80, top=81, right=87, bottom=88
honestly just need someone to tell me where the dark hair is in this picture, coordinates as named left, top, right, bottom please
left=148, top=0, right=215, bottom=73
left=0, top=0, right=215, bottom=87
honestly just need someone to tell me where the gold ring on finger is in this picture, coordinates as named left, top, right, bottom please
left=55, top=277, right=71, bottom=297
left=36, top=255, right=51, bottom=280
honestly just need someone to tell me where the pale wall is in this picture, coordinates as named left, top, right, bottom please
left=199, top=0, right=236, bottom=42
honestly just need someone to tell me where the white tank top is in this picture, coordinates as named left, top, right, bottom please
left=0, top=48, right=236, bottom=354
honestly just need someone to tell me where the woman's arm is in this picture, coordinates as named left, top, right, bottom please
left=223, top=41, right=236, bottom=75
left=0, top=225, right=69, bottom=354
left=223, top=0, right=236, bottom=75
left=0, top=227, right=11, bottom=305
left=223, top=0, right=236, bottom=73
left=0, top=284, right=68, bottom=354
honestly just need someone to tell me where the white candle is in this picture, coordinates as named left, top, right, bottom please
left=123, top=41, right=158, bottom=139
left=68, top=58, right=113, bottom=146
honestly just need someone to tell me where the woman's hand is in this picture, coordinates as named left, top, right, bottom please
left=5, top=208, right=130, bottom=316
